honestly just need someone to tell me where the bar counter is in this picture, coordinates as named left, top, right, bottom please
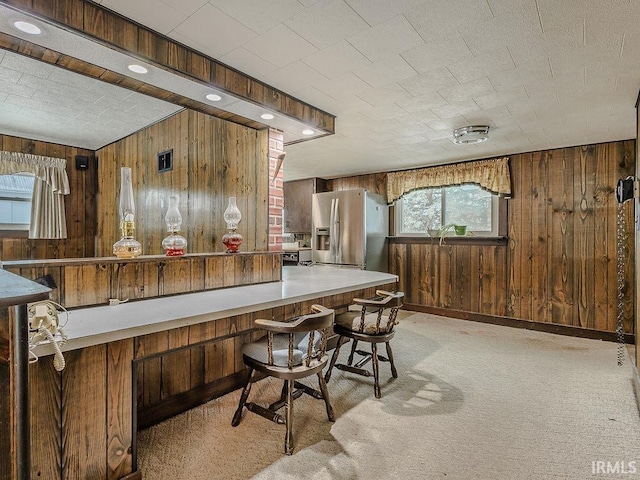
left=15, top=265, right=397, bottom=480
left=35, top=266, right=398, bottom=356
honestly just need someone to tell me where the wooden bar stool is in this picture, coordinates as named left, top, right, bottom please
left=325, top=290, right=404, bottom=398
left=231, top=305, right=335, bottom=455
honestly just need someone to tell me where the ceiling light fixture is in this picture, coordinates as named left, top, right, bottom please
left=302, top=129, right=314, bottom=135
left=260, top=113, right=274, bottom=120
left=127, top=64, right=148, bottom=74
left=13, top=20, right=41, bottom=35
left=205, top=93, right=222, bottom=102
left=452, top=125, right=490, bottom=144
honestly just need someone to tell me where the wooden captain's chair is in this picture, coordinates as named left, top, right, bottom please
left=324, top=290, right=404, bottom=398
left=231, top=304, right=335, bottom=455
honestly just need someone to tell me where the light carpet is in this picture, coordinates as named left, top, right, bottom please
left=137, top=312, right=640, bottom=479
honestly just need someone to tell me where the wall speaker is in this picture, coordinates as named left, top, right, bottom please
left=75, top=155, right=89, bottom=170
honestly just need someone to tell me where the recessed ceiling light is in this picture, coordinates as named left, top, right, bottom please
left=452, top=125, right=490, bottom=144
left=127, top=64, right=148, bottom=74
left=13, top=21, right=41, bottom=35
left=260, top=113, right=274, bottom=120
left=205, top=93, right=222, bottom=102
left=302, top=129, right=314, bottom=135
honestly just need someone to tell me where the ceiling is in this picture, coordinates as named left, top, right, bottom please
left=1, top=0, right=640, bottom=180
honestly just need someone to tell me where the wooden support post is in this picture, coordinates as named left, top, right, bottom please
left=0, top=270, right=50, bottom=480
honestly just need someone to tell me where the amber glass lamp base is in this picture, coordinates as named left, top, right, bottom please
left=222, top=230, right=243, bottom=253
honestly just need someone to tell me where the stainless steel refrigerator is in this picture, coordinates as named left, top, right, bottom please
left=311, top=188, right=388, bottom=271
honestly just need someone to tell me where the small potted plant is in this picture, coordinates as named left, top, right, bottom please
left=430, top=223, right=467, bottom=245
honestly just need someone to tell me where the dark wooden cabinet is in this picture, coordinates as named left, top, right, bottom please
left=283, top=178, right=326, bottom=233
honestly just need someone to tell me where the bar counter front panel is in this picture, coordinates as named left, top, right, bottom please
left=21, top=265, right=397, bottom=480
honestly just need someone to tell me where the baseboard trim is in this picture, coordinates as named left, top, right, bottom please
left=404, top=304, right=636, bottom=344
left=119, top=471, right=142, bottom=480
left=137, top=370, right=247, bottom=430
left=633, top=370, right=640, bottom=416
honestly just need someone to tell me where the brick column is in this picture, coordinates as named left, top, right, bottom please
left=268, top=128, right=284, bottom=251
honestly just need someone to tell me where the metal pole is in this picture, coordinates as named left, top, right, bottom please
left=12, top=304, right=30, bottom=480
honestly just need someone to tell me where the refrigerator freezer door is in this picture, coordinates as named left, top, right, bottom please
left=335, top=190, right=364, bottom=266
left=312, top=190, right=365, bottom=267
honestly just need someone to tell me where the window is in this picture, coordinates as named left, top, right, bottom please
left=396, top=184, right=500, bottom=236
left=0, top=173, right=34, bottom=231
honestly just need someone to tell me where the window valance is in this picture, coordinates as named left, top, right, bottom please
left=0, top=152, right=70, bottom=239
left=387, top=157, right=511, bottom=204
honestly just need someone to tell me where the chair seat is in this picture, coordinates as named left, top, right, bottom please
left=335, top=311, right=392, bottom=335
left=242, top=332, right=313, bottom=367
left=242, top=333, right=306, bottom=367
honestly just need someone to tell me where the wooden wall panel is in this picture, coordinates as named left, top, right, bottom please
left=0, top=309, right=10, bottom=480
left=62, top=345, right=107, bottom=480
left=618, top=141, right=636, bottom=333
left=341, top=140, right=635, bottom=334
left=6, top=252, right=280, bottom=309
left=531, top=150, right=550, bottom=323
left=96, top=109, right=269, bottom=257
left=0, top=134, right=96, bottom=261
left=327, top=173, right=387, bottom=199
left=106, top=339, right=134, bottom=480
left=389, top=243, right=508, bottom=317
left=29, top=360, right=62, bottom=480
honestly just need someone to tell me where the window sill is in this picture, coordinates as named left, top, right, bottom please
left=0, top=230, right=29, bottom=239
left=388, top=236, right=508, bottom=246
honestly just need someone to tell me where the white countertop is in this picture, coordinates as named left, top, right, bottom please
left=36, top=266, right=397, bottom=356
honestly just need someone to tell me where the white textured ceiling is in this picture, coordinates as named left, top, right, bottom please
left=5, top=0, right=640, bottom=179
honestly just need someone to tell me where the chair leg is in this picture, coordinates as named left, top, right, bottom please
left=346, top=339, right=359, bottom=366
left=284, top=380, right=294, bottom=455
left=231, top=367, right=254, bottom=427
left=317, top=372, right=335, bottom=421
left=325, top=336, right=344, bottom=382
left=371, top=343, right=381, bottom=399
left=386, top=342, right=398, bottom=378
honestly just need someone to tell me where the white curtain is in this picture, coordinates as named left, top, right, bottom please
left=0, top=152, right=70, bottom=239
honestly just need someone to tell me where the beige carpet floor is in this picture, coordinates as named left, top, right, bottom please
left=137, top=312, right=640, bottom=479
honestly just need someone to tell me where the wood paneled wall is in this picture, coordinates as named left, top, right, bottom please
left=4, top=252, right=282, bottom=308
left=327, top=173, right=387, bottom=197
left=507, top=141, right=635, bottom=333
left=390, top=242, right=509, bottom=317
left=96, top=109, right=269, bottom=257
left=331, top=140, right=636, bottom=334
left=0, top=134, right=96, bottom=261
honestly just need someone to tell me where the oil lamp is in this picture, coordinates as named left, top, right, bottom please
left=222, top=196, right=242, bottom=253
left=113, top=167, right=142, bottom=258
left=162, top=195, right=187, bottom=256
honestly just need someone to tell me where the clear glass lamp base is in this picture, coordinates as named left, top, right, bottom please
left=113, top=237, right=142, bottom=258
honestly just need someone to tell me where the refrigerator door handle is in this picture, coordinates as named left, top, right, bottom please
left=334, top=198, right=341, bottom=262
left=329, top=198, right=336, bottom=261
